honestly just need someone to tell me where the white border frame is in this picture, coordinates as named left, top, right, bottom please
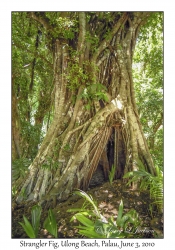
left=1, top=1, right=174, bottom=249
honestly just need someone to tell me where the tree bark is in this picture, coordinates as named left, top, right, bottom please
left=12, top=76, right=21, bottom=160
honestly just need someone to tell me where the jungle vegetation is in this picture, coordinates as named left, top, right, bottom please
left=12, top=12, right=163, bottom=207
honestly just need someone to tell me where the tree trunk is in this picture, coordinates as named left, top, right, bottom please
left=12, top=75, right=21, bottom=160
left=15, top=12, right=156, bottom=206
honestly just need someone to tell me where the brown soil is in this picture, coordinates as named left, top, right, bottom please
left=12, top=180, right=163, bottom=239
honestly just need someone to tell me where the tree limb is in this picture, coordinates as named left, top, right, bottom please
left=29, top=12, right=53, bottom=31
left=77, top=12, right=86, bottom=65
left=92, top=12, right=128, bottom=62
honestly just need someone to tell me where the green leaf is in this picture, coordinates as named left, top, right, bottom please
left=73, top=190, right=100, bottom=217
left=74, top=213, right=94, bottom=227
left=43, top=209, right=58, bottom=238
left=116, top=200, right=123, bottom=225
left=103, top=93, right=109, bottom=102
left=123, top=171, right=134, bottom=179
left=19, top=216, right=36, bottom=238
left=69, top=210, right=96, bottom=223
left=109, top=164, right=116, bottom=184
left=85, top=104, right=91, bottom=110
left=78, top=229, right=105, bottom=238
left=67, top=208, right=91, bottom=213
left=31, top=205, right=42, bottom=237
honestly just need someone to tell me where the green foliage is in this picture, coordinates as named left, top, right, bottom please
left=85, top=31, right=99, bottom=46
left=42, top=157, right=60, bottom=171
left=12, top=158, right=31, bottom=182
left=79, top=83, right=108, bottom=110
left=19, top=205, right=58, bottom=238
left=44, top=209, right=58, bottom=238
left=12, top=185, right=18, bottom=197
left=133, top=13, right=163, bottom=169
left=67, top=190, right=140, bottom=238
left=19, top=216, right=36, bottom=238
left=20, top=122, right=44, bottom=159
left=19, top=205, right=42, bottom=238
left=85, top=31, right=99, bottom=52
left=31, top=205, right=42, bottom=236
left=63, top=143, right=71, bottom=152
left=123, top=166, right=163, bottom=213
left=12, top=12, right=54, bottom=161
left=69, top=190, right=101, bottom=218
left=66, top=61, right=88, bottom=91
left=150, top=129, right=163, bottom=170
left=109, top=164, right=116, bottom=184
left=116, top=200, right=140, bottom=231
left=45, top=12, right=78, bottom=39
left=85, top=83, right=108, bottom=100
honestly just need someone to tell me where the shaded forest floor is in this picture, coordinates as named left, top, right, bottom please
left=12, top=180, right=163, bottom=239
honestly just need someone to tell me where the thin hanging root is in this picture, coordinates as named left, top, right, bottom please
left=83, top=126, right=111, bottom=189
left=32, top=168, right=44, bottom=197
left=39, top=169, right=51, bottom=199
left=113, top=125, right=120, bottom=178
left=60, top=116, right=93, bottom=155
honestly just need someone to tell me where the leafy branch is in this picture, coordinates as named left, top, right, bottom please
left=92, top=12, right=127, bottom=62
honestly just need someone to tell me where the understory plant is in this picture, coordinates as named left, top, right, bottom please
left=109, top=164, right=116, bottom=184
left=67, top=189, right=140, bottom=238
left=19, top=204, right=42, bottom=238
left=43, top=209, right=58, bottom=238
left=123, top=165, right=163, bottom=213
left=19, top=205, right=58, bottom=238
